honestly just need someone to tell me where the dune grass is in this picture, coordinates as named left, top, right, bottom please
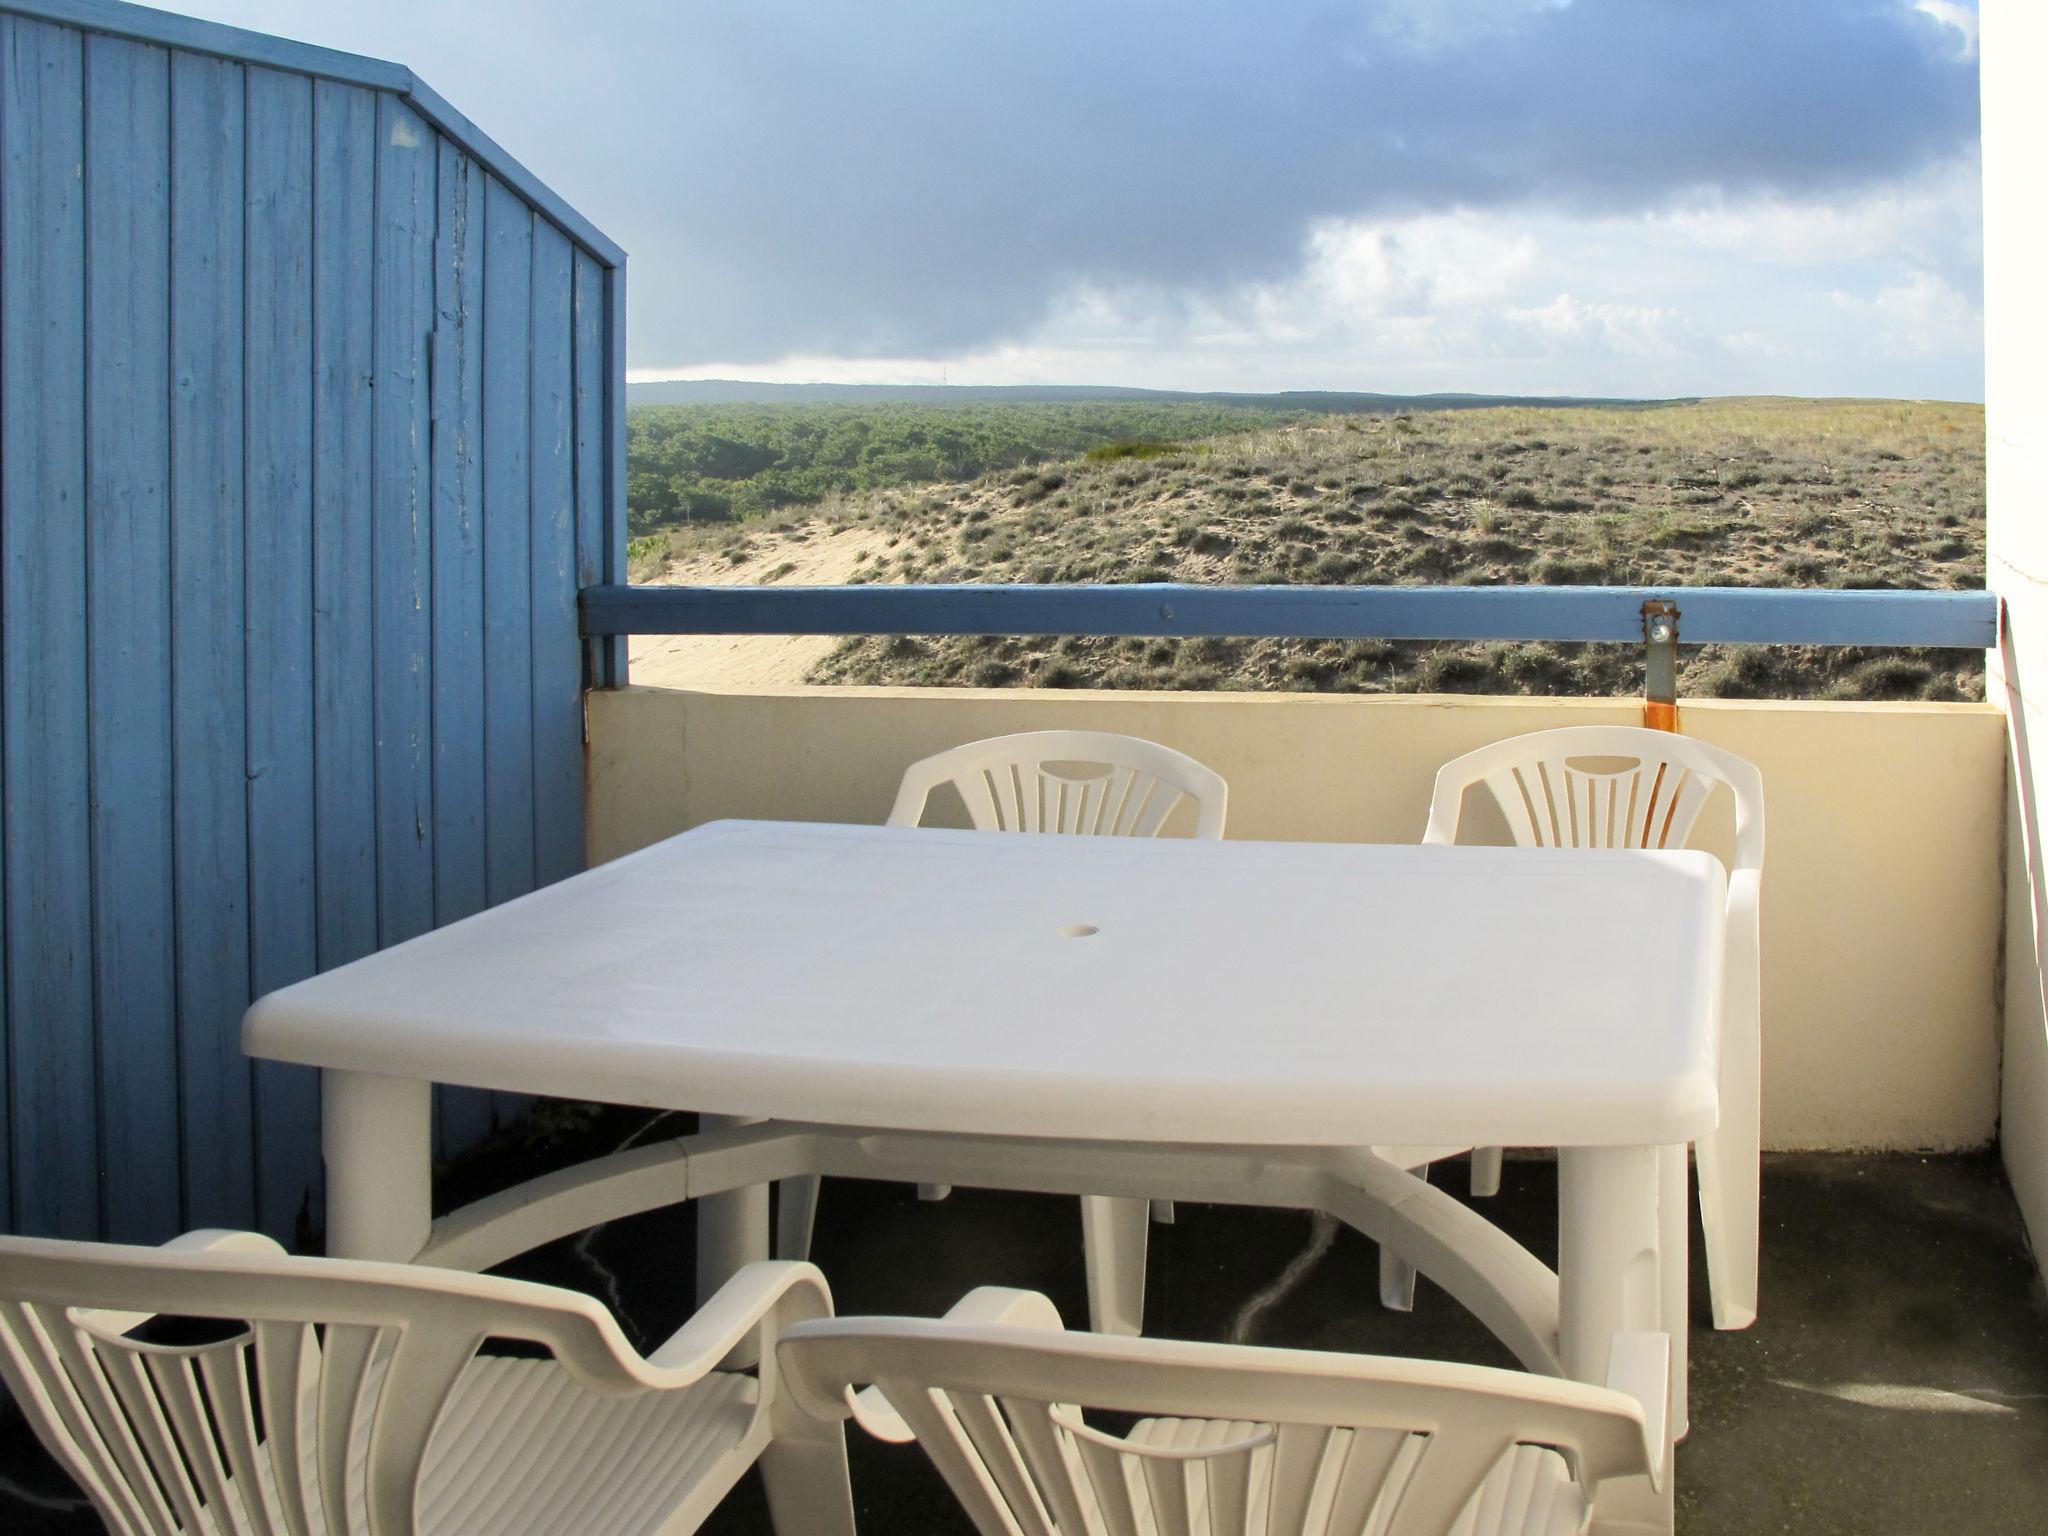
left=636, top=398, right=1986, bottom=703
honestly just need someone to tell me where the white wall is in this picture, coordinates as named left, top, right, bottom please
left=1983, top=1, right=2048, bottom=1257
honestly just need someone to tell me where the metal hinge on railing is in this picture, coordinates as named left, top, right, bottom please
left=1642, top=599, right=1679, bottom=732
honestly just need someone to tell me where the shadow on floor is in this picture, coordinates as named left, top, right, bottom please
left=5, top=1138, right=2045, bottom=1533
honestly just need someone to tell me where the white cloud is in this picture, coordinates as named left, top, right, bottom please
left=1829, top=271, right=1983, bottom=355
left=1295, top=216, right=1541, bottom=316
left=1503, top=296, right=1696, bottom=357
left=1354, top=0, right=1573, bottom=54
left=1914, top=0, right=1979, bottom=58
left=1650, top=153, right=1981, bottom=271
left=1719, top=330, right=1797, bottom=361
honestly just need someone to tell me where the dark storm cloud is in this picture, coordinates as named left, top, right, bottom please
left=508, top=0, right=1981, bottom=363
left=612, top=0, right=1978, bottom=361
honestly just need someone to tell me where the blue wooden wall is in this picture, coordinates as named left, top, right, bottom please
left=0, top=0, right=626, bottom=1242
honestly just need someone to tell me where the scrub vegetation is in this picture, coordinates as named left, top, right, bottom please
left=630, top=398, right=1986, bottom=703
left=624, top=401, right=1299, bottom=532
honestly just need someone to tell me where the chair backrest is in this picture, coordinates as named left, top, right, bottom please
left=888, top=730, right=1228, bottom=840
left=780, top=1311, right=1654, bottom=1536
left=0, top=1232, right=653, bottom=1536
left=1422, top=726, right=1763, bottom=876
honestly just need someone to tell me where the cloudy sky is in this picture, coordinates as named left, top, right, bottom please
left=183, top=0, right=1983, bottom=399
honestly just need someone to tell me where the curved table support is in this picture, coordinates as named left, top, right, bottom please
left=414, top=1120, right=1564, bottom=1378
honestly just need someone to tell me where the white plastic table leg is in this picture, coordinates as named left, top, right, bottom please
left=697, top=1113, right=770, bottom=1307
left=1559, top=1144, right=1677, bottom=1535
left=322, top=1071, right=432, bottom=1261
left=1081, top=1194, right=1149, bottom=1336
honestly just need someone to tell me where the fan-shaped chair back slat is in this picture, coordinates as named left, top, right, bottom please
left=1, top=1292, right=451, bottom=1536
left=0, top=1235, right=697, bottom=1536
left=1483, top=754, right=1713, bottom=855
left=951, top=1391, right=1060, bottom=1536
left=862, top=1381, right=1527, bottom=1536
left=253, top=1320, right=325, bottom=1536
left=0, top=1298, right=165, bottom=1534
left=783, top=1309, right=1657, bottom=1536
left=995, top=1389, right=1096, bottom=1536
left=1428, top=727, right=1761, bottom=873
left=890, top=731, right=1228, bottom=842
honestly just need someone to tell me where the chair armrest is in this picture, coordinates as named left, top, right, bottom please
left=164, top=1230, right=290, bottom=1257
left=850, top=1287, right=1065, bottom=1439
left=798, top=1287, right=1067, bottom=1441
left=74, top=1231, right=288, bottom=1337
left=1726, top=867, right=1761, bottom=939
left=1603, top=1332, right=1670, bottom=1493
left=641, top=1260, right=833, bottom=1384
left=933, top=1286, right=1066, bottom=1331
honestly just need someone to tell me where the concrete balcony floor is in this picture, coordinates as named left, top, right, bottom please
left=4, top=1122, right=2044, bottom=1533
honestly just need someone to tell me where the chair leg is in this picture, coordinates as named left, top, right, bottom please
left=1378, top=1247, right=1418, bottom=1312
left=1699, top=957, right=1762, bottom=1332
left=1151, top=1199, right=1176, bottom=1225
left=1661, top=1143, right=1691, bottom=1444
left=1695, top=1126, right=1760, bottom=1331
left=1379, top=1161, right=1428, bottom=1311
left=1081, top=1195, right=1150, bottom=1336
left=758, top=1420, right=855, bottom=1536
left=1469, top=1146, right=1504, bottom=1198
left=775, top=1175, right=820, bottom=1262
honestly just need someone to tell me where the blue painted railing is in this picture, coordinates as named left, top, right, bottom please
left=582, top=583, right=1999, bottom=649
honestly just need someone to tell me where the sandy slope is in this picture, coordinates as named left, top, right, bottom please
left=628, top=521, right=896, bottom=689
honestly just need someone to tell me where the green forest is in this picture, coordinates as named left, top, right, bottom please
left=624, top=401, right=1295, bottom=533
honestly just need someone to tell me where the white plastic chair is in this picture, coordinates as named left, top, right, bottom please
left=1383, top=726, right=1764, bottom=1331
left=778, top=729, right=1228, bottom=1338
left=0, top=1229, right=853, bottom=1536
left=780, top=1287, right=1669, bottom=1536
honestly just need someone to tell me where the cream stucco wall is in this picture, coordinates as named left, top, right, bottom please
left=587, top=684, right=2005, bottom=1154
left=1983, top=2, right=2048, bottom=1254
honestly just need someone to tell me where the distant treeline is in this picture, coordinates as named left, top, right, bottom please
left=625, top=401, right=1294, bottom=532
left=626, top=378, right=1676, bottom=410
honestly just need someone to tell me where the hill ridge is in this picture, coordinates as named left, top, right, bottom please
left=628, top=378, right=1690, bottom=411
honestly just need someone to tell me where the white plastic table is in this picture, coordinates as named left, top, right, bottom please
left=245, top=819, right=1724, bottom=1530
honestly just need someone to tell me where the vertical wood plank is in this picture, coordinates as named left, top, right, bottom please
left=245, top=64, right=321, bottom=1241
left=0, top=18, right=10, bottom=1238
left=529, top=221, right=581, bottom=887
left=431, top=142, right=487, bottom=927
left=84, top=32, right=179, bottom=1242
left=169, top=47, right=253, bottom=1230
left=1, top=16, right=96, bottom=1236
left=482, top=176, right=535, bottom=906
left=572, top=251, right=606, bottom=693
left=372, top=95, right=437, bottom=946
left=310, top=80, right=378, bottom=985
left=431, top=139, right=492, bottom=1157
left=601, top=260, right=629, bottom=685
